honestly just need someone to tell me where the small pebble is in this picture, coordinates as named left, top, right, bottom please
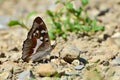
left=74, top=65, right=84, bottom=70
left=17, top=70, right=34, bottom=80
left=111, top=57, right=120, bottom=66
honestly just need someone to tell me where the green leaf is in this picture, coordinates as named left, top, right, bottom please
left=68, top=22, right=74, bottom=30
left=75, top=7, right=82, bottom=16
left=74, top=23, right=80, bottom=30
left=66, top=2, right=73, bottom=9
left=82, top=25, right=91, bottom=32
left=91, top=20, right=97, bottom=30
left=81, top=0, right=89, bottom=6
left=66, top=2, right=74, bottom=11
left=8, top=20, right=29, bottom=30
left=55, top=28, right=62, bottom=34
left=46, top=10, right=54, bottom=17
left=8, top=20, right=20, bottom=26
left=48, top=29, right=55, bottom=40
left=62, top=33, right=67, bottom=39
left=91, top=20, right=104, bottom=31
left=91, top=20, right=96, bottom=26
left=94, top=26, right=104, bottom=31
left=85, top=17, right=92, bottom=24
left=54, top=22, right=61, bottom=29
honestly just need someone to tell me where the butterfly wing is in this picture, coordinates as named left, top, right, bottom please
left=22, top=17, right=51, bottom=62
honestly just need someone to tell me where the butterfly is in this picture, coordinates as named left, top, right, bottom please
left=22, top=17, right=54, bottom=62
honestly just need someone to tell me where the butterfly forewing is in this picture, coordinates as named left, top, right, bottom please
left=22, top=17, right=51, bottom=62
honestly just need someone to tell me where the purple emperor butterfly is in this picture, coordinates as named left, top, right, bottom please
left=22, top=17, right=54, bottom=62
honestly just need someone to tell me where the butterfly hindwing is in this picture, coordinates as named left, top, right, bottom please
left=22, top=17, right=51, bottom=62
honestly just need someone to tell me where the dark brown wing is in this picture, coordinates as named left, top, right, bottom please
left=22, top=17, right=51, bottom=62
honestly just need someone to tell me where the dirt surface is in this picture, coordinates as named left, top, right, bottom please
left=0, top=0, right=120, bottom=80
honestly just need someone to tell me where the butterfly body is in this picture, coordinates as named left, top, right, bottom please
left=22, top=17, right=52, bottom=62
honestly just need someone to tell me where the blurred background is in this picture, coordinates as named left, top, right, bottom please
left=0, top=0, right=56, bottom=28
left=0, top=0, right=119, bottom=28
